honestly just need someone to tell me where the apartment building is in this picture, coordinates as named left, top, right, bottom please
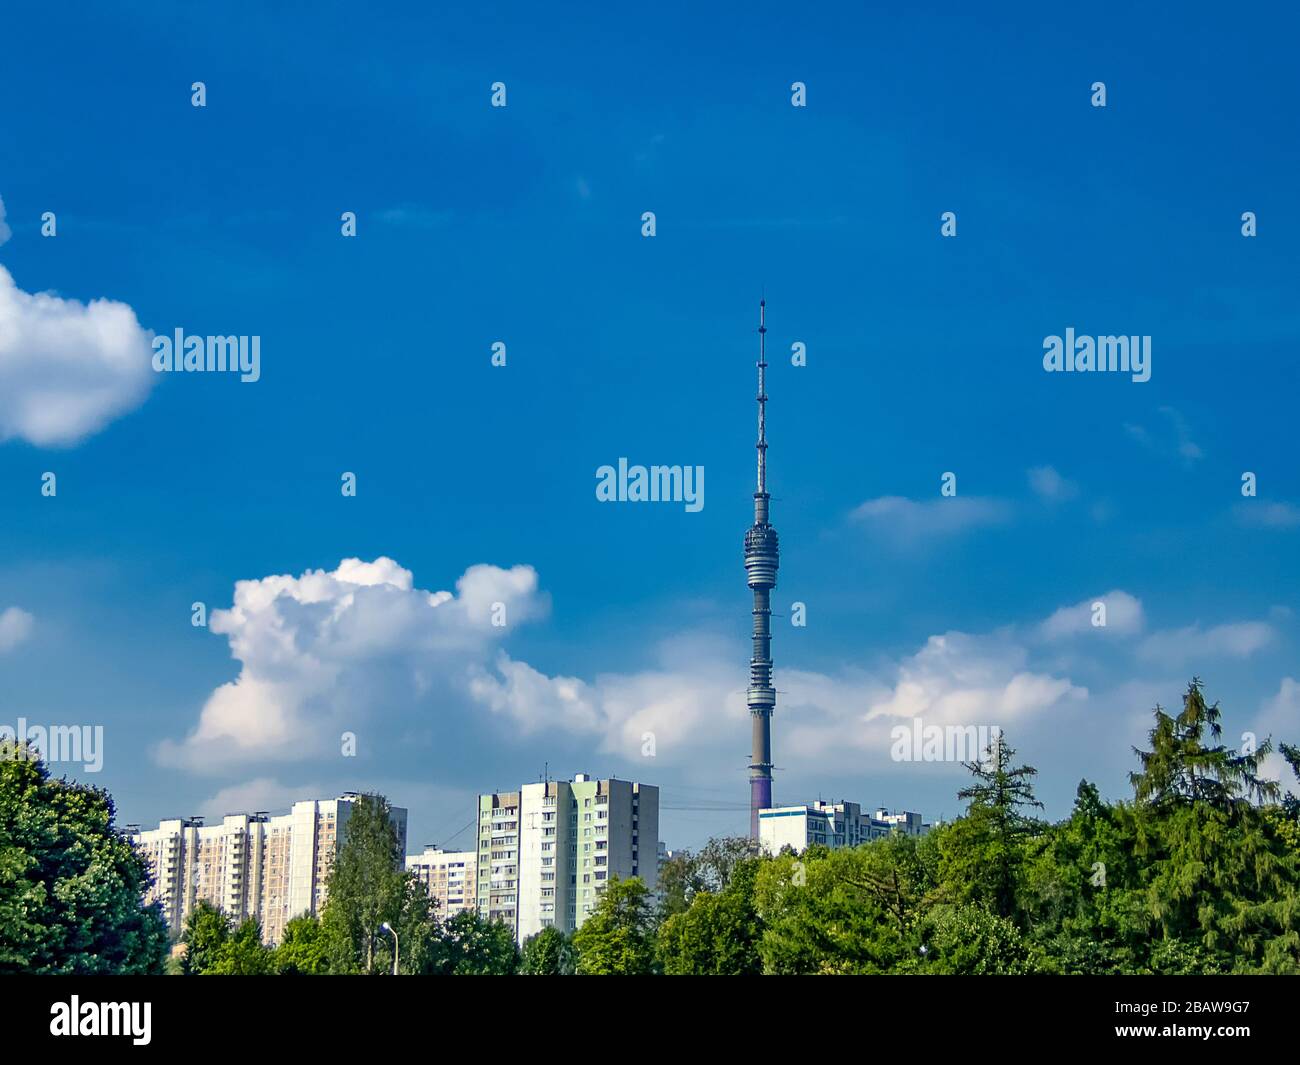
left=405, top=847, right=477, bottom=920
left=130, top=794, right=408, bottom=944
left=476, top=790, right=521, bottom=928
left=478, top=774, right=660, bottom=944
left=758, top=800, right=928, bottom=856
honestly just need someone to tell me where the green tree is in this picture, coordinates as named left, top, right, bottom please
left=0, top=742, right=168, bottom=974
left=655, top=837, right=759, bottom=922
left=180, top=899, right=231, bottom=975
left=572, top=876, right=655, bottom=975
left=1127, top=682, right=1299, bottom=971
left=692, top=837, right=760, bottom=893
left=1280, top=742, right=1300, bottom=823
left=434, top=909, right=519, bottom=975
left=1130, top=678, right=1278, bottom=810
left=211, top=917, right=275, bottom=975
left=391, top=874, right=444, bottom=975
left=755, top=842, right=929, bottom=974
left=655, top=850, right=701, bottom=920
left=274, top=915, right=330, bottom=975
left=319, top=793, right=410, bottom=974
left=519, top=925, right=574, bottom=975
left=1021, top=781, right=1150, bottom=974
left=913, top=904, right=1039, bottom=974
left=657, top=857, right=763, bottom=975
left=1016, top=685, right=1300, bottom=974
left=944, top=735, right=1043, bottom=919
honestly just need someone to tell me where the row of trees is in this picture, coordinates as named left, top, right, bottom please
left=4, top=678, right=1299, bottom=974
left=622, top=679, right=1300, bottom=974
left=180, top=901, right=523, bottom=975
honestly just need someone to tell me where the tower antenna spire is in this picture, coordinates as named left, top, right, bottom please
left=757, top=298, right=767, bottom=495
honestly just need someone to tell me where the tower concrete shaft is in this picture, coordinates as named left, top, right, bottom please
left=744, top=299, right=779, bottom=838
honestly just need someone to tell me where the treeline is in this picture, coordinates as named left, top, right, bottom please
left=167, top=678, right=1300, bottom=976
left=3, top=678, right=1299, bottom=974
left=651, top=678, right=1300, bottom=974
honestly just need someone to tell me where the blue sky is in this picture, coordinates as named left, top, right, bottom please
left=0, top=1, right=1297, bottom=850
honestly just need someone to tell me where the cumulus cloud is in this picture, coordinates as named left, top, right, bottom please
left=863, top=631, right=1086, bottom=743
left=0, top=606, right=34, bottom=652
left=1036, top=590, right=1145, bottom=639
left=0, top=265, right=155, bottom=446
left=161, top=556, right=1278, bottom=812
left=168, top=552, right=1095, bottom=788
left=469, top=631, right=751, bottom=767
left=1137, top=620, right=1275, bottom=666
left=470, top=624, right=1085, bottom=772
left=157, top=557, right=548, bottom=772
left=0, top=195, right=11, bottom=246
left=849, top=495, right=1010, bottom=543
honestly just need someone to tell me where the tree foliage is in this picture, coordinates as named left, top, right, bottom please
left=180, top=899, right=231, bottom=975
left=0, top=742, right=168, bottom=974
left=572, top=876, right=656, bottom=975
left=319, top=793, right=412, bottom=974
left=947, top=736, right=1043, bottom=919
left=431, top=909, right=519, bottom=975
left=210, top=917, right=275, bottom=975
left=1131, top=678, right=1277, bottom=810
left=274, top=915, right=330, bottom=975
left=520, top=925, right=574, bottom=975
left=657, top=857, right=763, bottom=975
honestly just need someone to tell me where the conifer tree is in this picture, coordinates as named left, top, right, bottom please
left=949, top=734, right=1043, bottom=919
left=1130, top=678, right=1278, bottom=810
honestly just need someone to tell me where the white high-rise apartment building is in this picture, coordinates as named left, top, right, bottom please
left=130, top=794, right=407, bottom=944
left=758, top=800, right=927, bottom=855
left=405, top=847, right=477, bottom=920
left=478, top=774, right=660, bottom=945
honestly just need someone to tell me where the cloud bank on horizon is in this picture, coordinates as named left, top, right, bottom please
left=158, top=556, right=1298, bottom=812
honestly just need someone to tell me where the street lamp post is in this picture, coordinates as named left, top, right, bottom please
left=379, top=921, right=399, bottom=976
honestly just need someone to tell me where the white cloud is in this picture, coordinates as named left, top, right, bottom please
left=849, top=495, right=1010, bottom=542
left=1254, top=678, right=1300, bottom=794
left=1124, top=406, right=1203, bottom=465
left=0, top=266, right=155, bottom=446
left=176, top=552, right=1087, bottom=784
left=157, top=557, right=548, bottom=772
left=862, top=631, right=1086, bottom=730
left=1027, top=465, right=1079, bottom=503
left=1037, top=590, right=1145, bottom=639
left=0, top=606, right=34, bottom=652
left=200, top=777, right=325, bottom=820
left=160, top=558, right=1274, bottom=808
left=469, top=622, right=1085, bottom=773
left=468, top=631, right=745, bottom=763
left=1236, top=502, right=1300, bottom=529
left=1137, top=620, right=1275, bottom=666
left=0, top=194, right=11, bottom=246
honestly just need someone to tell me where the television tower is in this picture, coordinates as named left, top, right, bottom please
left=744, top=299, right=779, bottom=838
